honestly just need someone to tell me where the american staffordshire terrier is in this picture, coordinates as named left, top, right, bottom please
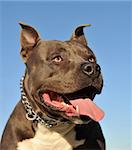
left=0, top=23, right=105, bottom=150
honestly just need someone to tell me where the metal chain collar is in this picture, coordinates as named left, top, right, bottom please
left=20, top=76, right=64, bottom=128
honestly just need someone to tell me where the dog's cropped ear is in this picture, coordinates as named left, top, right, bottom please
left=19, top=22, right=40, bottom=62
left=70, top=24, right=91, bottom=46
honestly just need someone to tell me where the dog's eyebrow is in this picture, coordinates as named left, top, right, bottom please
left=48, top=47, right=67, bottom=55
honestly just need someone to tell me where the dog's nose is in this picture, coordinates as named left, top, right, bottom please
left=81, top=63, right=94, bottom=76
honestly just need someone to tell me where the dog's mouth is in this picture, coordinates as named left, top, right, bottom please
left=37, top=86, right=104, bottom=122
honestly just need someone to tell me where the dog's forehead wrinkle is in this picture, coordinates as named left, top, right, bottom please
left=67, top=42, right=95, bottom=60
left=35, top=40, right=70, bottom=59
left=36, top=40, right=93, bottom=57
left=38, top=40, right=68, bottom=49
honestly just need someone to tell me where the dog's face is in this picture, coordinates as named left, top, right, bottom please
left=19, top=23, right=103, bottom=124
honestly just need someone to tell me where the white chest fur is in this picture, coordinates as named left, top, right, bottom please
left=17, top=123, right=85, bottom=150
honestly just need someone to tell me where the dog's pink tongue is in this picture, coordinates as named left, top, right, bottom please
left=70, top=99, right=104, bottom=122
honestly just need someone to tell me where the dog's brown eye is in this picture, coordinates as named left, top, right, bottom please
left=52, top=56, right=63, bottom=63
left=88, top=57, right=95, bottom=63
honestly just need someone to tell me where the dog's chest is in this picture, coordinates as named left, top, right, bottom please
left=17, top=123, right=85, bottom=150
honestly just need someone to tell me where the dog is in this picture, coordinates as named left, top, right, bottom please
left=0, top=22, right=105, bottom=150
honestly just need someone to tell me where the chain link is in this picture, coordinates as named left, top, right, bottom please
left=20, top=76, right=55, bottom=128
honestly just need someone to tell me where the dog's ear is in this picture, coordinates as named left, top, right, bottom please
left=70, top=24, right=91, bottom=46
left=19, top=22, right=40, bottom=62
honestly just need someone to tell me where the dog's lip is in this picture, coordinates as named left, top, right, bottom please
left=37, top=86, right=98, bottom=103
left=38, top=90, right=73, bottom=107
left=39, top=90, right=104, bottom=122
left=36, top=86, right=104, bottom=122
left=36, top=87, right=95, bottom=113
left=63, top=86, right=98, bottom=101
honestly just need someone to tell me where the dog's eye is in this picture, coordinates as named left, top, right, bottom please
left=52, top=56, right=63, bottom=63
left=88, top=57, right=95, bottom=63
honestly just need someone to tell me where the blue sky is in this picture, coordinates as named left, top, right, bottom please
left=0, top=1, right=131, bottom=149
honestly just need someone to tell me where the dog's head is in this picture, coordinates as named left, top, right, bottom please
left=19, top=22, right=104, bottom=124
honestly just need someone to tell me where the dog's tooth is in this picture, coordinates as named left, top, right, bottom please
left=76, top=105, right=79, bottom=114
left=61, top=102, right=67, bottom=106
left=66, top=104, right=69, bottom=107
